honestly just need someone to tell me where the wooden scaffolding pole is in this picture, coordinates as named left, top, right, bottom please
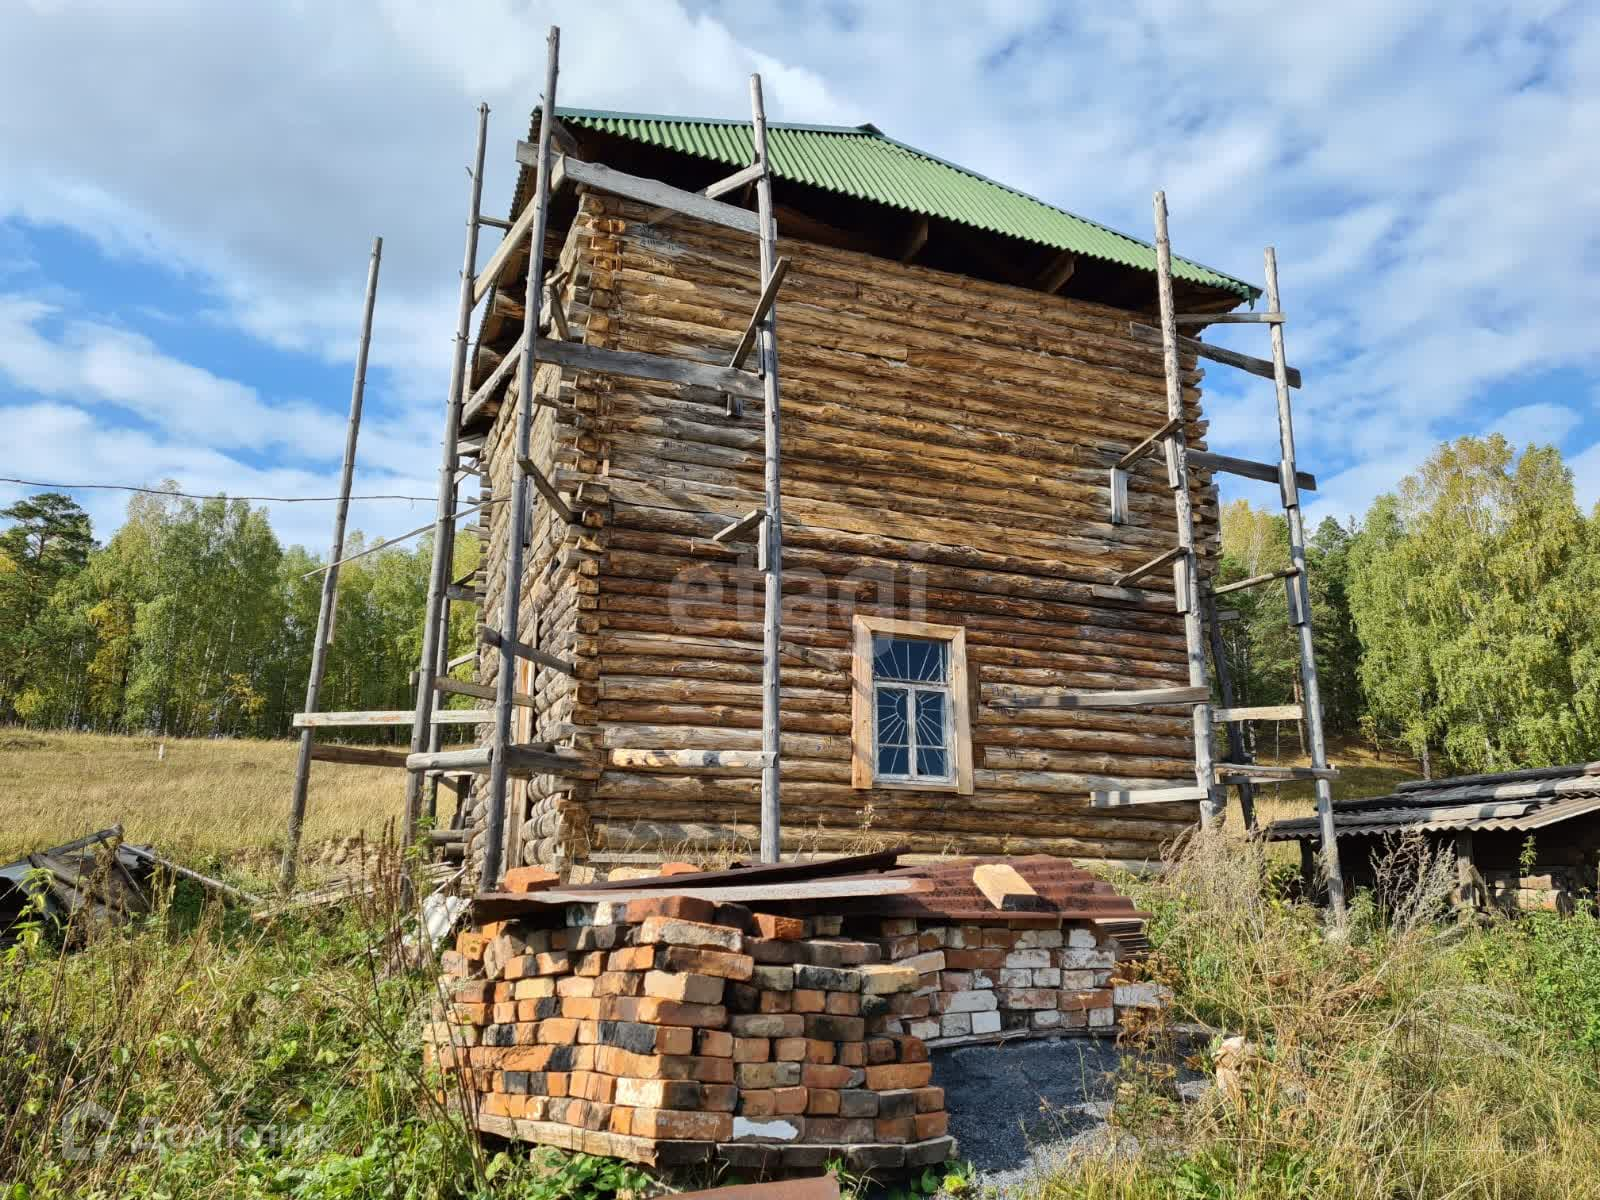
left=1264, top=245, right=1346, bottom=923
left=405, top=104, right=490, bottom=848
left=1152, top=192, right=1222, bottom=828
left=484, top=26, right=559, bottom=888
left=281, top=235, right=383, bottom=890
left=750, top=73, right=785, bottom=865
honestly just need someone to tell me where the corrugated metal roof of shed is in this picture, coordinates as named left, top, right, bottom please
left=557, top=107, right=1260, bottom=301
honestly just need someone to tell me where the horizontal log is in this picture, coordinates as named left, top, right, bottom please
left=533, top=337, right=762, bottom=400
left=1215, top=763, right=1338, bottom=781
left=990, top=685, right=1209, bottom=711
left=406, top=744, right=585, bottom=777
left=1210, top=567, right=1297, bottom=596
left=608, top=748, right=774, bottom=771
left=1173, top=312, right=1284, bottom=325
left=308, top=743, right=413, bottom=768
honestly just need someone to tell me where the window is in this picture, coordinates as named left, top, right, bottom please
left=851, top=615, right=972, bottom=793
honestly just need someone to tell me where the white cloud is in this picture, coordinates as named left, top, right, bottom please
left=1484, top=403, right=1583, bottom=450
left=2, top=0, right=1598, bottom=541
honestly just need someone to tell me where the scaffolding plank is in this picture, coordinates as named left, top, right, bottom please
left=1173, top=312, right=1285, bottom=325
left=1188, top=450, right=1317, bottom=492
left=533, top=337, right=762, bottom=400
left=480, top=625, right=577, bottom=677
left=472, top=202, right=538, bottom=306
left=436, top=676, right=536, bottom=709
left=407, top=744, right=582, bottom=777
left=1129, top=321, right=1303, bottom=388
left=727, top=256, right=791, bottom=369
left=1215, top=763, right=1339, bottom=781
left=310, top=743, right=414, bottom=768
left=992, top=685, right=1209, bottom=710
left=516, top=453, right=574, bottom=523
left=462, top=333, right=524, bottom=423
left=1211, top=567, right=1298, bottom=596
left=1116, top=544, right=1186, bottom=587
left=711, top=507, right=765, bottom=544
left=702, top=161, right=764, bottom=200
left=1213, top=704, right=1303, bottom=722
left=1091, top=785, right=1209, bottom=808
left=1116, top=416, right=1184, bottom=471
left=530, top=150, right=761, bottom=236
left=295, top=709, right=484, bottom=727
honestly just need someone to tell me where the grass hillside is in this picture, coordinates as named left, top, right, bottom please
left=0, top=729, right=418, bottom=869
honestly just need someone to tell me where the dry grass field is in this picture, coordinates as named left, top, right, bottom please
left=0, top=727, right=1418, bottom=875
left=0, top=728, right=434, bottom=868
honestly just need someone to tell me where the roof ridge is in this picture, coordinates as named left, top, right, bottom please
left=555, top=105, right=876, bottom=138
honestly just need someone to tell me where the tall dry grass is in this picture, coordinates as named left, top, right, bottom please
left=0, top=729, right=423, bottom=868
left=1036, top=834, right=1600, bottom=1199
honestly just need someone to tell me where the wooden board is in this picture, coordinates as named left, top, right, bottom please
left=972, top=863, right=1049, bottom=912
left=534, top=151, right=761, bottom=236
left=294, top=709, right=484, bottom=727
left=1091, top=785, right=1209, bottom=808
left=534, top=337, right=763, bottom=400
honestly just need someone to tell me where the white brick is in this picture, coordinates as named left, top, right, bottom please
left=998, top=968, right=1032, bottom=989
left=1031, top=1009, right=1064, bottom=1029
left=1059, top=949, right=1116, bottom=969
left=940, top=1012, right=972, bottom=1037
left=973, top=972, right=995, bottom=989
left=1113, top=983, right=1171, bottom=1009
left=1061, top=970, right=1096, bottom=989
left=1014, top=929, right=1065, bottom=949
left=943, top=989, right=998, bottom=1014
left=1067, top=927, right=1098, bottom=949
left=900, top=950, right=947, bottom=975
left=908, top=1018, right=942, bottom=1040
left=1004, top=949, right=1050, bottom=969
left=1088, top=1006, right=1115, bottom=1028
left=970, top=1009, right=1002, bottom=1034
left=1032, top=968, right=1062, bottom=987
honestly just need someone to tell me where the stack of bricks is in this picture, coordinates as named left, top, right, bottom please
left=427, top=891, right=955, bottom=1173
left=427, top=872, right=1154, bottom=1176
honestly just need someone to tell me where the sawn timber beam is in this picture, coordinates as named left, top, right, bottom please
left=519, top=147, right=762, bottom=237
left=481, top=624, right=577, bottom=677
left=1091, top=785, right=1210, bottom=808
left=1188, top=450, right=1317, bottom=493
left=1128, top=321, right=1303, bottom=388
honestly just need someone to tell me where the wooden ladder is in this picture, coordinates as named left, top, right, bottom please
left=1106, top=192, right=1347, bottom=920
left=401, top=26, right=794, bottom=886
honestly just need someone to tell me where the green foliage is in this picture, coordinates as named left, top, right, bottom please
left=0, top=486, right=479, bottom=741
left=1463, top=909, right=1600, bottom=1054
left=1348, top=435, right=1600, bottom=773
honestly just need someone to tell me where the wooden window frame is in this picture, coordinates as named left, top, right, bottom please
left=851, top=615, right=973, bottom=794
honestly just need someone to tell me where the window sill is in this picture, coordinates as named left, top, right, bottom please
left=868, top=777, right=966, bottom=794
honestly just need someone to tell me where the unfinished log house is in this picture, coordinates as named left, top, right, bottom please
left=456, top=108, right=1261, bottom=875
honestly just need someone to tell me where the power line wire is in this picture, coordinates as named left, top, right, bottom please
left=0, top=477, right=440, bottom=504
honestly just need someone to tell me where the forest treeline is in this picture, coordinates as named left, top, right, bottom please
left=0, top=487, right=478, bottom=743
left=3, top=434, right=1599, bottom=775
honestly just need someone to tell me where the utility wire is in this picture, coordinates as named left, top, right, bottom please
left=0, top=476, right=442, bottom=504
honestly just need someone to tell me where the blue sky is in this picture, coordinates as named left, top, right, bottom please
left=3, top=1, right=1598, bottom=551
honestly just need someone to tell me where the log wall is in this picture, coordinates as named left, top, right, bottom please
left=480, top=191, right=1221, bottom=869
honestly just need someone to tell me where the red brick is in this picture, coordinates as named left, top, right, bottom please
left=556, top=976, right=596, bottom=998
left=740, top=1086, right=777, bottom=1117
left=791, top=989, right=826, bottom=1013
left=944, top=948, right=1005, bottom=970
left=915, top=1111, right=949, bottom=1138
left=456, top=931, right=487, bottom=961
left=757, top=990, right=793, bottom=1013
left=875, top=1116, right=914, bottom=1143
left=837, top=1041, right=867, bottom=1067
left=453, top=980, right=493, bottom=1003
left=658, top=861, right=701, bottom=876
left=628, top=1108, right=732, bottom=1141
left=624, top=895, right=717, bottom=924
left=733, top=1037, right=771, bottom=1063
left=773, top=1086, right=808, bottom=1115
left=824, top=992, right=862, bottom=1016
left=642, top=971, right=726, bottom=1004
left=537, top=1018, right=579, bottom=1044
left=864, top=1062, right=933, bottom=1090
left=753, top=913, right=805, bottom=940
left=1060, top=988, right=1114, bottom=1012
left=913, top=1086, right=944, bottom=1113
left=600, top=996, right=727, bottom=1027
left=801, top=1063, right=855, bottom=1089
left=891, top=1034, right=929, bottom=1062
left=697, top=1029, right=734, bottom=1058
left=807, top=1088, right=842, bottom=1115
left=594, top=971, right=644, bottom=998
left=606, top=947, right=655, bottom=972
left=503, top=866, right=560, bottom=893
left=655, top=945, right=755, bottom=981
left=561, top=997, right=601, bottom=1021
left=655, top=1026, right=695, bottom=1056
left=592, top=1047, right=735, bottom=1083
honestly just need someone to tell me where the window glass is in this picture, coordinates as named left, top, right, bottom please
left=872, top=636, right=951, bottom=781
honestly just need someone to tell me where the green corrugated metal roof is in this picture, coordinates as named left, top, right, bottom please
left=557, top=107, right=1259, bottom=301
